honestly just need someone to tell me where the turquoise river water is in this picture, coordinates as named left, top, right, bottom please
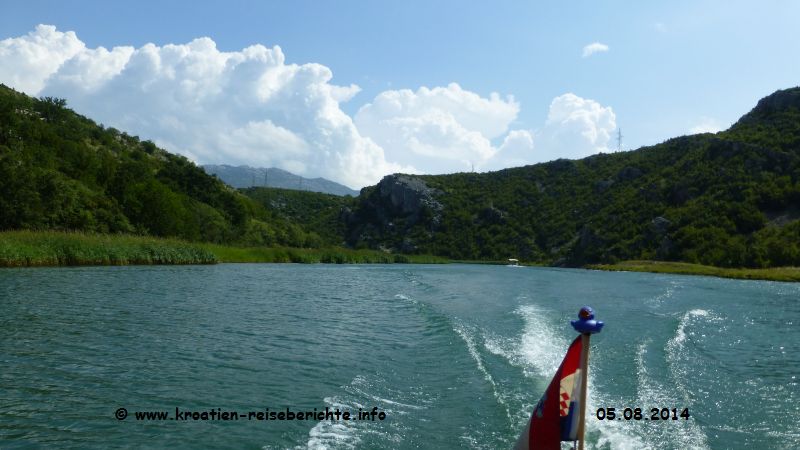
left=1, top=264, right=798, bottom=449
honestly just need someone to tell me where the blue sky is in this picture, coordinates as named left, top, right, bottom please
left=1, top=1, right=798, bottom=187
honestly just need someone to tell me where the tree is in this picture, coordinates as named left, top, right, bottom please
left=36, top=96, right=68, bottom=123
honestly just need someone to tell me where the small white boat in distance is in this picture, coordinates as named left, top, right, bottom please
left=507, top=258, right=520, bottom=267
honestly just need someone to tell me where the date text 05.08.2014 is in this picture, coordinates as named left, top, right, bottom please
left=595, top=407, right=690, bottom=421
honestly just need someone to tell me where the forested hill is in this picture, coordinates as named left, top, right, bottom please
left=0, top=84, right=328, bottom=248
left=2, top=82, right=800, bottom=269
left=345, top=87, right=800, bottom=268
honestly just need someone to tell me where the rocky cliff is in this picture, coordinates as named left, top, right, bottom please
left=344, top=174, right=442, bottom=252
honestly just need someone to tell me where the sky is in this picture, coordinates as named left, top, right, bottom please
left=1, top=1, right=798, bottom=188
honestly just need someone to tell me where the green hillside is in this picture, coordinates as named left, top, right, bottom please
left=345, top=88, right=800, bottom=268
left=0, top=84, right=326, bottom=249
left=2, top=82, right=799, bottom=271
left=240, top=187, right=353, bottom=246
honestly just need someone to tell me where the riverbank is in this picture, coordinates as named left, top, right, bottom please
left=3, top=232, right=797, bottom=281
left=588, top=260, right=800, bottom=282
left=199, top=243, right=448, bottom=264
left=0, top=231, right=447, bottom=267
left=0, top=231, right=216, bottom=267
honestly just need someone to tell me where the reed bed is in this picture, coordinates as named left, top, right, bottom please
left=0, top=231, right=449, bottom=267
left=0, top=231, right=217, bottom=267
left=200, top=244, right=449, bottom=264
left=588, top=260, right=800, bottom=282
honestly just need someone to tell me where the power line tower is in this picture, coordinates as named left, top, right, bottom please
left=616, top=128, right=623, bottom=152
left=263, top=169, right=268, bottom=187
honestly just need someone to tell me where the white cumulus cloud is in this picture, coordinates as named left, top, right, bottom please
left=582, top=42, right=609, bottom=58
left=689, top=117, right=722, bottom=134
left=354, top=83, right=533, bottom=174
left=537, top=93, right=616, bottom=160
left=0, top=25, right=408, bottom=188
left=0, top=25, right=86, bottom=94
left=0, top=25, right=621, bottom=187
left=482, top=129, right=536, bottom=171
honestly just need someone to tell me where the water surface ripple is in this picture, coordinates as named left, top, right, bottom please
left=1, top=264, right=797, bottom=449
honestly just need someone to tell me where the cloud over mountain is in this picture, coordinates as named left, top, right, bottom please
left=354, top=83, right=533, bottom=174
left=0, top=25, right=406, bottom=188
left=0, top=25, right=617, bottom=187
left=538, top=93, right=616, bottom=159
left=0, top=25, right=87, bottom=93
left=689, top=117, right=722, bottom=134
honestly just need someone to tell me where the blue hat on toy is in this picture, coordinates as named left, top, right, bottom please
left=571, top=306, right=604, bottom=334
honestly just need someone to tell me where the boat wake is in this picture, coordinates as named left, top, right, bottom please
left=302, top=375, right=430, bottom=450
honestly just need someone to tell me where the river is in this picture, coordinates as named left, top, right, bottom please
left=1, top=264, right=798, bottom=449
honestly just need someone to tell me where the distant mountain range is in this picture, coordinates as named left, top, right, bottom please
left=202, top=165, right=359, bottom=196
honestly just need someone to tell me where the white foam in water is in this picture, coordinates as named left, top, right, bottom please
left=636, top=336, right=710, bottom=450
left=393, top=293, right=417, bottom=305
left=306, top=420, right=359, bottom=450
left=667, top=309, right=710, bottom=355
left=644, top=280, right=683, bottom=307
left=346, top=379, right=423, bottom=412
left=304, top=394, right=361, bottom=450
left=453, top=322, right=514, bottom=426
left=586, top=316, right=713, bottom=450
left=665, top=309, right=720, bottom=409
left=302, top=375, right=425, bottom=450
left=515, top=305, right=570, bottom=377
left=577, top=347, right=647, bottom=449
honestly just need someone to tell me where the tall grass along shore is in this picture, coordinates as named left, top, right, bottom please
left=198, top=244, right=448, bottom=264
left=0, top=231, right=217, bottom=267
left=3, top=232, right=797, bottom=282
left=0, top=231, right=447, bottom=267
left=589, top=260, right=800, bottom=282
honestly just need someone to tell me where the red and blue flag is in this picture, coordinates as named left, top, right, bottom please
left=514, top=335, right=584, bottom=449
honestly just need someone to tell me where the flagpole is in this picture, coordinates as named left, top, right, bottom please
left=577, top=332, right=590, bottom=450
left=571, top=306, right=603, bottom=450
